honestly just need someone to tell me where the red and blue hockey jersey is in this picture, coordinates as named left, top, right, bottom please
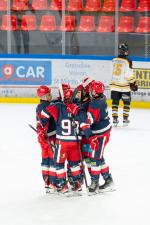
left=87, top=96, right=111, bottom=135
left=36, top=100, right=56, bottom=138
left=38, top=101, right=92, bottom=142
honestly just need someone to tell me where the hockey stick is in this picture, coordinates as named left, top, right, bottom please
left=28, top=124, right=37, bottom=132
left=58, top=84, right=64, bottom=102
left=69, top=87, right=80, bottom=104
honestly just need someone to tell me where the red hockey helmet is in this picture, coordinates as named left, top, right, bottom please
left=62, top=83, right=71, bottom=91
left=90, top=81, right=105, bottom=95
left=37, top=85, right=51, bottom=97
left=58, top=83, right=71, bottom=101
left=63, top=89, right=74, bottom=102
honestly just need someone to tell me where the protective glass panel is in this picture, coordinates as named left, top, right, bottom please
left=0, top=0, right=149, bottom=56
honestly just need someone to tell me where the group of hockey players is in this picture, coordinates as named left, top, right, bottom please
left=36, top=78, right=114, bottom=196
left=35, top=43, right=137, bottom=197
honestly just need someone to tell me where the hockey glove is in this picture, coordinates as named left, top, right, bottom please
left=38, top=130, right=46, bottom=144
left=66, top=103, right=80, bottom=116
left=89, top=136, right=99, bottom=151
left=38, top=131, right=50, bottom=149
left=130, top=81, right=138, bottom=92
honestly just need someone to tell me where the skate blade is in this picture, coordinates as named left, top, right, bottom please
left=88, top=190, right=100, bottom=196
left=45, top=189, right=58, bottom=194
left=113, top=123, right=119, bottom=127
left=99, top=187, right=116, bottom=193
left=46, top=191, right=58, bottom=195
left=123, top=123, right=129, bottom=127
left=58, top=190, right=83, bottom=197
left=67, top=191, right=83, bottom=197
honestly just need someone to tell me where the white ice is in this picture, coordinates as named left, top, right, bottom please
left=0, top=103, right=150, bottom=225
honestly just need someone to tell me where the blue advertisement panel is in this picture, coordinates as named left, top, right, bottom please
left=0, top=59, right=52, bottom=86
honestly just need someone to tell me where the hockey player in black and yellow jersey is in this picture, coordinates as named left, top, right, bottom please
left=110, top=43, right=138, bottom=126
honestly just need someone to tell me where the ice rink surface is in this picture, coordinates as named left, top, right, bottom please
left=0, top=103, right=150, bottom=225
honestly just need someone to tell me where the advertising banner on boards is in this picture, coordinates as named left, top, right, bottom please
left=0, top=57, right=150, bottom=102
left=0, top=59, right=52, bottom=86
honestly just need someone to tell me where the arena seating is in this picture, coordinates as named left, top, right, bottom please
left=135, top=16, right=150, bottom=33
left=120, top=0, right=136, bottom=12
left=97, top=16, right=114, bottom=32
left=40, top=15, right=57, bottom=31
left=32, top=0, right=48, bottom=10
left=49, top=0, right=63, bottom=11
left=84, top=0, right=101, bottom=12
left=137, top=0, right=150, bottom=12
left=12, top=0, right=29, bottom=11
left=102, top=0, right=115, bottom=12
left=0, top=0, right=8, bottom=11
left=67, top=0, right=83, bottom=12
left=77, top=15, right=96, bottom=32
left=1, top=14, right=18, bottom=30
left=118, top=16, right=134, bottom=32
left=0, top=1, right=149, bottom=34
left=59, top=15, right=76, bottom=31
left=20, top=15, right=37, bottom=30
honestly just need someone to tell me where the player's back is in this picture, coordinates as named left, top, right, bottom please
left=112, top=57, right=132, bottom=83
left=55, top=102, right=81, bottom=142
left=88, top=97, right=111, bottom=135
left=36, top=100, right=56, bottom=137
left=110, top=56, right=134, bottom=92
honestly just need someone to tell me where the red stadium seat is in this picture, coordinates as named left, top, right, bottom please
left=1, top=15, right=18, bottom=30
left=59, top=15, right=76, bottom=31
left=137, top=0, right=150, bottom=12
left=84, top=0, right=101, bottom=12
left=40, top=15, right=57, bottom=31
left=118, top=16, right=134, bottom=32
left=68, top=0, right=83, bottom=11
left=12, top=0, right=28, bottom=11
left=49, top=0, right=63, bottom=11
left=120, top=0, right=136, bottom=12
left=20, top=15, right=37, bottom=31
left=102, top=0, right=115, bottom=12
left=0, top=0, right=8, bottom=11
left=135, top=17, right=150, bottom=33
left=78, top=16, right=95, bottom=32
left=97, top=16, right=114, bottom=32
left=32, top=0, right=48, bottom=10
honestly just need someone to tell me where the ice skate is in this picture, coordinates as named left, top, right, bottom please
left=45, top=183, right=58, bottom=194
left=113, top=118, right=119, bottom=127
left=67, top=181, right=83, bottom=197
left=123, top=118, right=130, bottom=127
left=88, top=180, right=99, bottom=195
left=99, top=176, right=115, bottom=193
left=57, top=182, right=69, bottom=196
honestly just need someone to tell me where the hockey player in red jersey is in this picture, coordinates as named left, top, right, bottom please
left=67, top=81, right=115, bottom=194
left=87, top=81, right=114, bottom=194
left=58, top=83, right=71, bottom=101
left=36, top=85, right=57, bottom=194
left=77, top=79, right=115, bottom=193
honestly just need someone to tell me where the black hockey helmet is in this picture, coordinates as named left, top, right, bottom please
left=118, top=43, right=128, bottom=56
